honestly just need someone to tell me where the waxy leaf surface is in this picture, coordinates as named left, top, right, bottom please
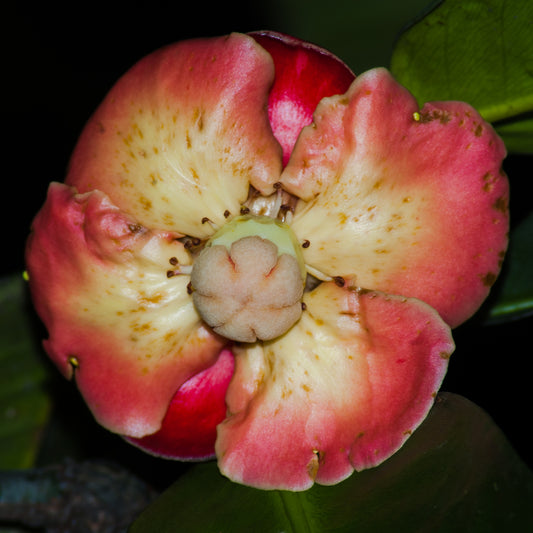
left=390, top=0, right=533, bottom=154
left=0, top=275, right=51, bottom=469
left=130, top=393, right=533, bottom=532
left=487, top=210, right=533, bottom=322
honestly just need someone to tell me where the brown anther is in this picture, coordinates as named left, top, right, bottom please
left=184, top=237, right=202, bottom=250
left=201, top=217, right=211, bottom=224
left=186, top=281, right=193, bottom=295
left=333, top=276, right=345, bottom=287
left=240, top=206, right=250, bottom=215
left=166, top=270, right=176, bottom=278
left=273, top=181, right=282, bottom=190
left=279, top=204, right=292, bottom=214
left=301, top=302, right=307, bottom=311
left=224, top=210, right=231, bottom=218
left=169, top=257, right=179, bottom=266
left=302, top=240, right=310, bottom=249
left=128, top=223, right=143, bottom=233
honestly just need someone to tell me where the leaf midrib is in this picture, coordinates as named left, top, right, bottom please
left=276, top=490, right=314, bottom=533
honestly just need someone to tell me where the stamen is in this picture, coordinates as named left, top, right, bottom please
left=271, top=187, right=283, bottom=218
left=305, top=264, right=333, bottom=282
left=303, top=267, right=345, bottom=288
left=333, top=276, right=345, bottom=287
left=128, top=223, right=144, bottom=233
left=302, top=240, right=310, bottom=248
left=166, top=264, right=193, bottom=277
left=184, top=237, right=202, bottom=250
left=279, top=204, right=293, bottom=224
left=201, top=217, right=219, bottom=231
left=240, top=206, right=250, bottom=215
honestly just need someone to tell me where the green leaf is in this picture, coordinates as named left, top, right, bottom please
left=495, top=117, right=533, bottom=155
left=486, top=210, right=533, bottom=322
left=129, top=393, right=533, bottom=533
left=390, top=0, right=533, bottom=152
left=0, top=275, right=52, bottom=469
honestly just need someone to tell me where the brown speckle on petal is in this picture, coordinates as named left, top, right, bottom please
left=482, top=171, right=497, bottom=192
left=481, top=272, right=498, bottom=287
left=307, top=450, right=322, bottom=480
left=493, top=196, right=508, bottom=214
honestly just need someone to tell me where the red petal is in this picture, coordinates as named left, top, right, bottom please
left=66, top=33, right=282, bottom=238
left=282, top=68, right=509, bottom=327
left=127, top=349, right=234, bottom=460
left=216, top=282, right=453, bottom=490
left=26, top=183, right=225, bottom=437
left=250, top=31, right=355, bottom=166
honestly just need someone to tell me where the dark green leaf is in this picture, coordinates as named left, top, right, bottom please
left=0, top=275, right=52, bottom=469
left=390, top=0, right=533, bottom=153
left=495, top=116, right=533, bottom=155
left=266, top=0, right=434, bottom=72
left=129, top=393, right=533, bottom=533
left=486, top=210, right=533, bottom=322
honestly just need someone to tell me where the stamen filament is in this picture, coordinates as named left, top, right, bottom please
left=201, top=217, right=220, bottom=231
left=166, top=264, right=193, bottom=277
left=305, top=264, right=333, bottom=282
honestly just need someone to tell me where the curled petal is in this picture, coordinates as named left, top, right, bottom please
left=127, top=348, right=234, bottom=460
left=216, top=281, right=453, bottom=490
left=250, top=31, right=355, bottom=165
left=25, top=183, right=225, bottom=437
left=66, top=33, right=282, bottom=238
left=282, top=68, right=509, bottom=327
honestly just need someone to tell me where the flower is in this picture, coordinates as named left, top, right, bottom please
left=25, top=31, right=509, bottom=491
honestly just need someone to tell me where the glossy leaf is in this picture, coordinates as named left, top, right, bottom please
left=390, top=0, right=533, bottom=153
left=0, top=275, right=51, bottom=469
left=495, top=117, right=533, bottom=155
left=486, top=210, right=533, bottom=322
left=130, top=393, right=533, bottom=533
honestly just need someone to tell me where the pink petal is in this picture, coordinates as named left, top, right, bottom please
left=216, top=281, right=453, bottom=490
left=282, top=68, right=509, bottom=327
left=127, top=348, right=234, bottom=460
left=250, top=31, right=355, bottom=166
left=26, top=183, right=225, bottom=438
left=66, top=33, right=282, bottom=239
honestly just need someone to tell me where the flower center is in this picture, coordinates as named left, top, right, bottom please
left=190, top=215, right=306, bottom=343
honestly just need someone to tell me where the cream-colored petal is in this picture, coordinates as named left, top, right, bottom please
left=67, top=33, right=282, bottom=238
left=216, top=281, right=452, bottom=490
left=281, top=68, right=508, bottom=327
left=26, top=183, right=225, bottom=437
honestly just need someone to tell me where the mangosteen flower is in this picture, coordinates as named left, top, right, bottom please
left=25, top=31, right=509, bottom=491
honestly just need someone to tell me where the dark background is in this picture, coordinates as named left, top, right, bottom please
left=2, top=1, right=531, bottom=478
